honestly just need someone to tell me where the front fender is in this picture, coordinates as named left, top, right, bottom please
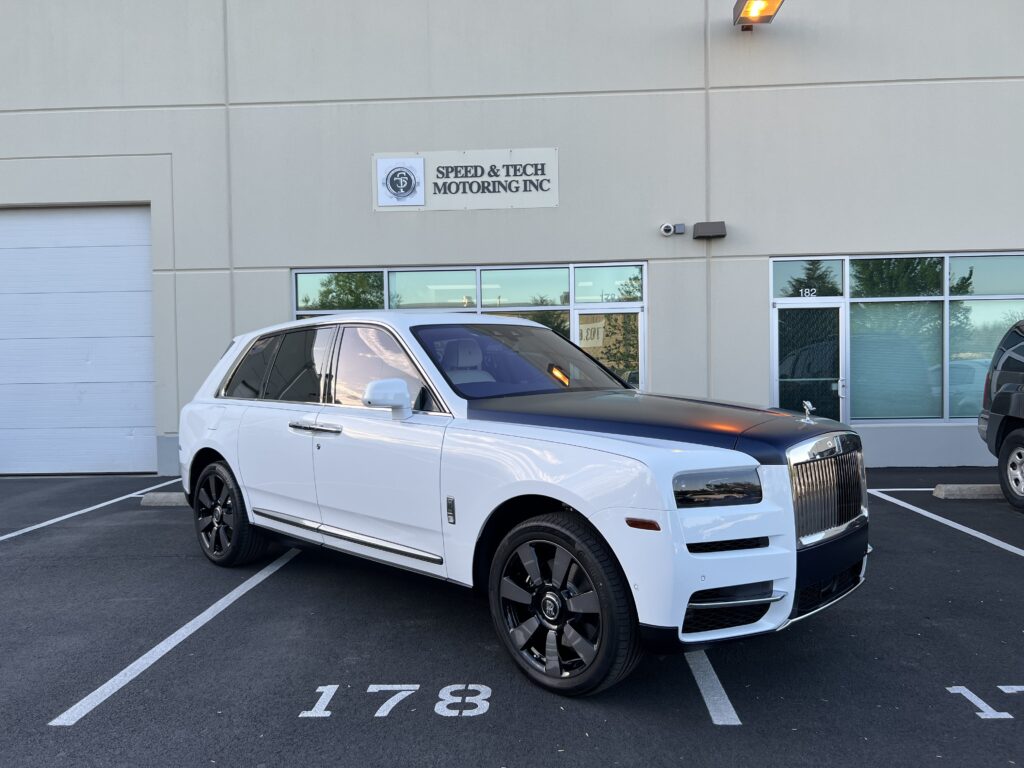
left=440, top=426, right=661, bottom=586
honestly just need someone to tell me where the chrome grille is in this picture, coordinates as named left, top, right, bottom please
left=789, top=433, right=866, bottom=547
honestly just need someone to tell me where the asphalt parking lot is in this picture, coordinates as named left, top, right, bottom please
left=1, top=468, right=1021, bottom=767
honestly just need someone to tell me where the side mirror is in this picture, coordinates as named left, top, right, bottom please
left=362, top=378, right=413, bottom=420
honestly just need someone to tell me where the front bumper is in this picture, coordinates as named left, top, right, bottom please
left=637, top=519, right=869, bottom=653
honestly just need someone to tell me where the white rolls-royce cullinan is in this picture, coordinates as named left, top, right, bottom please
left=179, top=312, right=869, bottom=695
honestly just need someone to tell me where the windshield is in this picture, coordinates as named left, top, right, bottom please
left=412, top=324, right=628, bottom=399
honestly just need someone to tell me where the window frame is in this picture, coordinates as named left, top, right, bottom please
left=770, top=251, right=1024, bottom=424
left=292, top=262, right=647, bottom=389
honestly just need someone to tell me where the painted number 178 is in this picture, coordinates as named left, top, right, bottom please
left=299, top=683, right=492, bottom=719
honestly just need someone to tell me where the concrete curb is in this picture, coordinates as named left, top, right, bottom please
left=141, top=491, right=189, bottom=507
left=933, top=484, right=1004, bottom=500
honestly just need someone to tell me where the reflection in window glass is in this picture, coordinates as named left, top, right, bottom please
left=333, top=326, right=433, bottom=410
left=389, top=270, right=477, bottom=309
left=850, top=301, right=942, bottom=418
left=487, top=310, right=570, bottom=338
left=481, top=268, right=569, bottom=308
left=950, top=255, right=1024, bottom=296
left=574, top=266, right=643, bottom=303
left=296, top=272, right=384, bottom=311
left=263, top=328, right=335, bottom=403
left=772, top=260, right=843, bottom=298
left=578, top=313, right=640, bottom=386
left=850, top=257, right=943, bottom=298
left=949, top=300, right=1024, bottom=417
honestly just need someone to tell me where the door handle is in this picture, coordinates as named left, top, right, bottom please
left=310, top=424, right=343, bottom=434
left=288, top=421, right=342, bottom=434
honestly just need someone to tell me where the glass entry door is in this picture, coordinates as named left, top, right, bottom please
left=774, top=304, right=846, bottom=422
left=573, top=310, right=643, bottom=389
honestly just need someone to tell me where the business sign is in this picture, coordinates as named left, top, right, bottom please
left=374, top=148, right=558, bottom=211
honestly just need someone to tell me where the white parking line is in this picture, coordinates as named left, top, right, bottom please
left=868, top=490, right=1024, bottom=558
left=0, top=478, right=181, bottom=543
left=870, top=488, right=932, bottom=492
left=685, top=650, right=741, bottom=726
left=49, top=548, right=301, bottom=726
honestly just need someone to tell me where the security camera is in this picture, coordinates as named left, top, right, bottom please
left=660, top=223, right=685, bottom=237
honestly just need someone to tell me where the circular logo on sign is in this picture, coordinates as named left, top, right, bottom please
left=384, top=167, right=417, bottom=199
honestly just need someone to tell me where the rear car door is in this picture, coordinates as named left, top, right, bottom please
left=312, top=324, right=450, bottom=574
left=236, top=326, right=337, bottom=538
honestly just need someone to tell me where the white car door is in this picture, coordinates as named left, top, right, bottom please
left=235, top=326, right=337, bottom=539
left=312, top=324, right=449, bottom=574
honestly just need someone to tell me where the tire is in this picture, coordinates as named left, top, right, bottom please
left=193, top=462, right=269, bottom=566
left=998, top=429, right=1024, bottom=511
left=488, top=512, right=642, bottom=696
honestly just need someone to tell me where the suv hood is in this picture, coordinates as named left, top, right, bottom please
left=467, top=390, right=849, bottom=464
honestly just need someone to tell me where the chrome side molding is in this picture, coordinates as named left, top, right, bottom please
left=253, top=508, right=443, bottom=565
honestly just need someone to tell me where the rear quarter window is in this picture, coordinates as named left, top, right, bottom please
left=998, top=327, right=1024, bottom=374
left=223, top=334, right=281, bottom=399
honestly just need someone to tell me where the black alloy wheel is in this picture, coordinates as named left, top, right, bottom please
left=489, top=512, right=641, bottom=695
left=196, top=470, right=235, bottom=557
left=500, top=539, right=602, bottom=680
left=193, top=462, right=268, bottom=566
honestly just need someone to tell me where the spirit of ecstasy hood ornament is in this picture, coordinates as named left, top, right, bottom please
left=800, top=400, right=816, bottom=424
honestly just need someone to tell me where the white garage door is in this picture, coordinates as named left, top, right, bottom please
left=0, top=207, right=155, bottom=473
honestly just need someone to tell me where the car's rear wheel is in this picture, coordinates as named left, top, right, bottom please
left=193, top=462, right=269, bottom=565
left=998, top=429, right=1024, bottom=511
left=488, top=512, right=642, bottom=695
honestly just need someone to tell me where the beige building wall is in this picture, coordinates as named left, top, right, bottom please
left=2, top=0, right=1021, bottom=471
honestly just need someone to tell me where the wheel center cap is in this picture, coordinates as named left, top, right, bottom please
left=540, top=593, right=561, bottom=622
left=213, top=506, right=223, bottom=523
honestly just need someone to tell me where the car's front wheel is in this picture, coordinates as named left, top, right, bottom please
left=193, top=462, right=269, bottom=565
left=998, top=429, right=1024, bottom=511
left=488, top=512, right=642, bottom=695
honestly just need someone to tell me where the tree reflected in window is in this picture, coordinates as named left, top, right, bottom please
left=298, top=272, right=385, bottom=311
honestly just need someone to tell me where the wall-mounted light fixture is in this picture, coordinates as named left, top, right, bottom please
left=733, top=0, right=785, bottom=30
left=692, top=221, right=727, bottom=240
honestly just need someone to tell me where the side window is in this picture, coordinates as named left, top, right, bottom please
left=1001, top=338, right=1024, bottom=374
left=263, top=327, right=336, bottom=403
left=333, top=326, right=436, bottom=411
left=223, top=334, right=282, bottom=399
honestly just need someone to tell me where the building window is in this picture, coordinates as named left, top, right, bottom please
left=771, top=253, right=1024, bottom=422
left=293, top=263, right=646, bottom=388
left=296, top=271, right=385, bottom=311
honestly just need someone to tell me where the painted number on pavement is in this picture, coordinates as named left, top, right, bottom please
left=300, top=683, right=492, bottom=719
left=947, top=685, right=1023, bottom=719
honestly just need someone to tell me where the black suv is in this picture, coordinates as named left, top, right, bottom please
left=979, top=319, right=1024, bottom=510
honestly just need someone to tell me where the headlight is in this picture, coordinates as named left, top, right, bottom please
left=673, top=468, right=762, bottom=508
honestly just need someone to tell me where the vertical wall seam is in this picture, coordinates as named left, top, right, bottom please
left=169, top=154, right=182, bottom=427
left=704, top=0, right=713, bottom=398
left=222, top=0, right=237, bottom=336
